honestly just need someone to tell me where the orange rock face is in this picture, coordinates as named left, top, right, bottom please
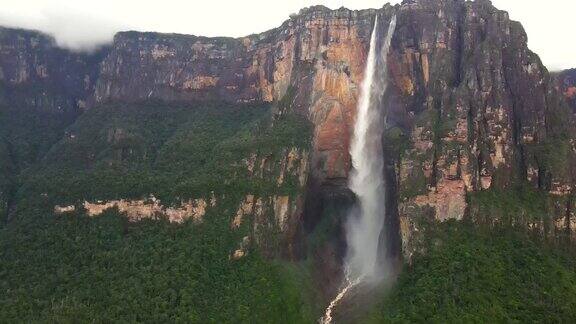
left=306, top=22, right=369, bottom=181
left=565, top=87, right=576, bottom=99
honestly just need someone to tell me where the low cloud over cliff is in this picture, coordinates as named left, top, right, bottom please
left=0, top=6, right=122, bottom=51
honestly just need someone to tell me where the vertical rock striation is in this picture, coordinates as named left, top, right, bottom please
left=0, top=27, right=107, bottom=219
left=387, top=0, right=575, bottom=257
left=0, top=27, right=106, bottom=113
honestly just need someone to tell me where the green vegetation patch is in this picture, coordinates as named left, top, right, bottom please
left=469, top=187, right=551, bottom=225
left=17, top=100, right=312, bottom=206
left=367, top=221, right=576, bottom=323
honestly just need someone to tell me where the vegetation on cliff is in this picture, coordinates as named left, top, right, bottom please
left=0, top=100, right=316, bottom=322
left=18, top=100, right=311, bottom=205
left=368, top=221, right=576, bottom=323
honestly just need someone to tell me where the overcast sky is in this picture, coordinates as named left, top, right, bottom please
left=0, top=0, right=573, bottom=71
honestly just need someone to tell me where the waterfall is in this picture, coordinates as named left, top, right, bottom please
left=320, top=14, right=396, bottom=324
left=346, top=13, right=396, bottom=283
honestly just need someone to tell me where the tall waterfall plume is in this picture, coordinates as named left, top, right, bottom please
left=346, top=12, right=396, bottom=283
left=321, top=14, right=396, bottom=324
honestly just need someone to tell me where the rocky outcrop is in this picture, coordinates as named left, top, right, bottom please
left=78, top=195, right=210, bottom=224
left=240, top=147, right=309, bottom=187
left=231, top=236, right=251, bottom=260
left=54, top=205, right=76, bottom=214
left=0, top=27, right=105, bottom=113
left=378, top=0, right=576, bottom=258
left=555, top=69, right=576, bottom=112
left=230, top=193, right=305, bottom=258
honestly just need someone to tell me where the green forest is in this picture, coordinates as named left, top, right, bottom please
left=0, top=100, right=319, bottom=322
left=369, top=221, right=576, bottom=323
left=2, top=100, right=576, bottom=322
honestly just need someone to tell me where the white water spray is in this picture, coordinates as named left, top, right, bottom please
left=321, top=14, right=396, bottom=324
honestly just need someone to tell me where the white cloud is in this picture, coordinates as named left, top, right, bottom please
left=0, top=0, right=573, bottom=70
left=0, top=2, right=124, bottom=51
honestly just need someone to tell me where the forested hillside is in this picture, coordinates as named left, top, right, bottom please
left=0, top=100, right=318, bottom=322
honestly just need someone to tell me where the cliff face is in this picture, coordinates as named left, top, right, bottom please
left=0, top=27, right=107, bottom=219
left=387, top=0, right=576, bottom=257
left=0, top=27, right=105, bottom=112
left=93, top=6, right=383, bottom=187
left=1, top=0, right=575, bottom=260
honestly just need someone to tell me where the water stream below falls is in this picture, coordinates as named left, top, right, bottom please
left=320, top=14, right=397, bottom=324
